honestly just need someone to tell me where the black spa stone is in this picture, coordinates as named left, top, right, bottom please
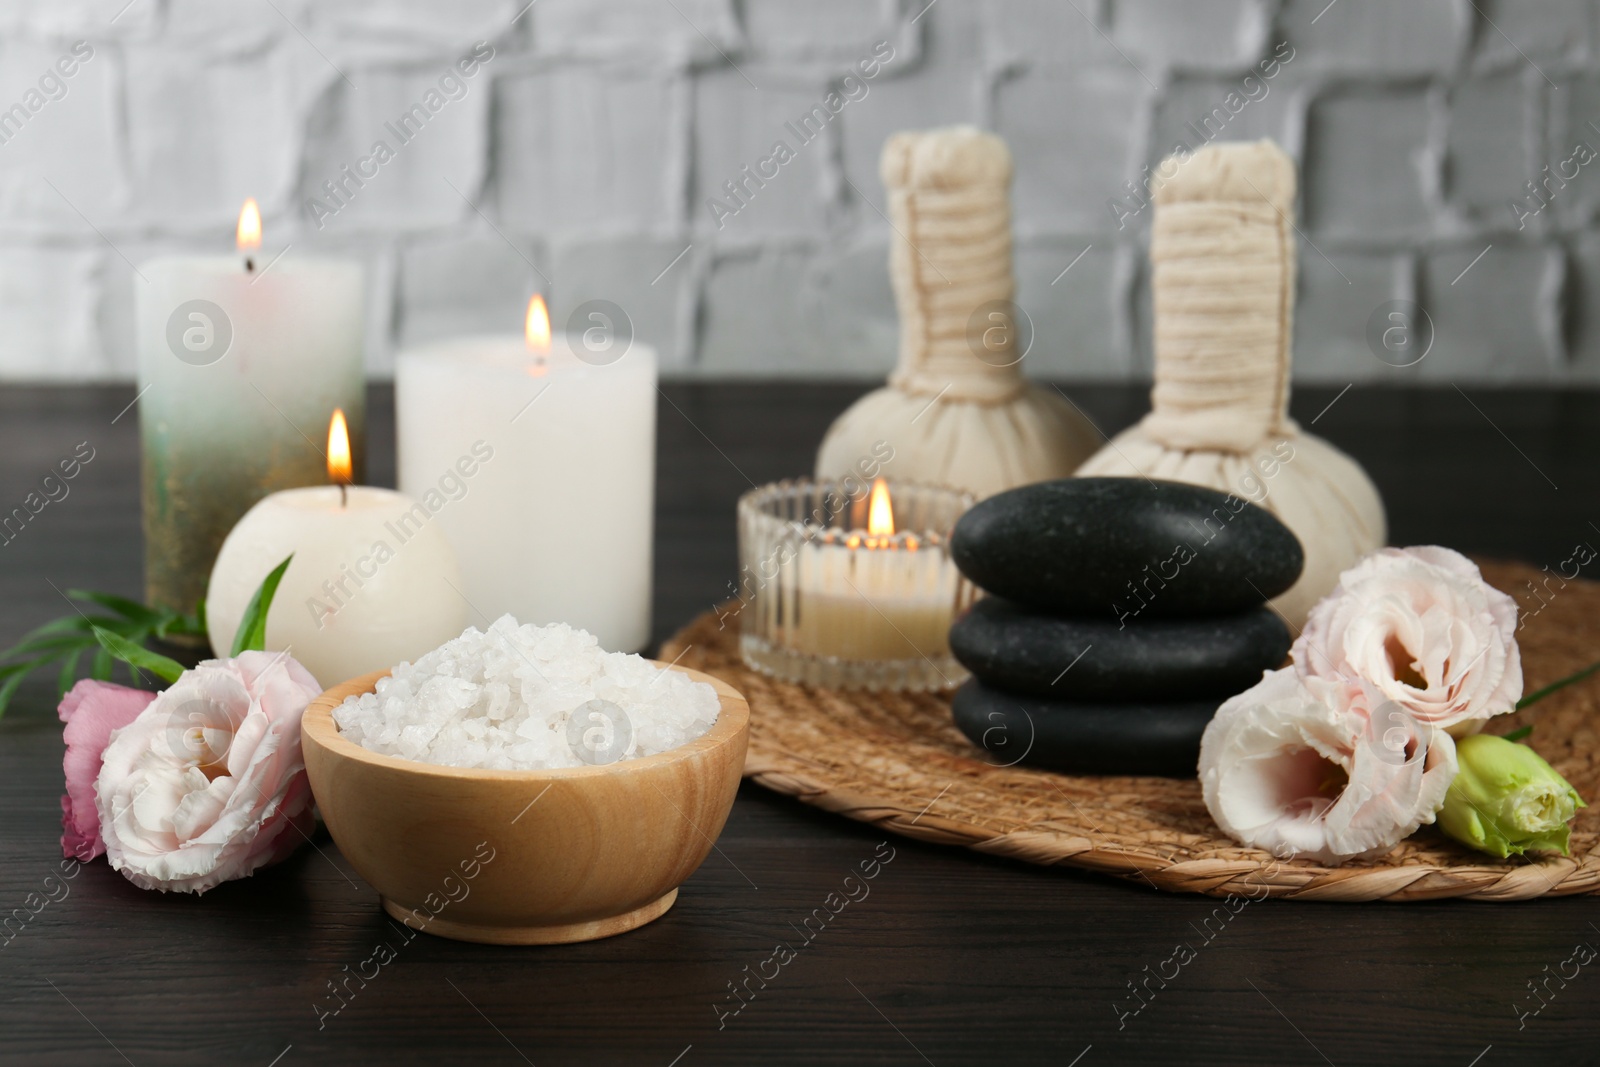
left=950, top=679, right=1218, bottom=778
left=948, top=598, right=1290, bottom=700
left=949, top=477, right=1304, bottom=619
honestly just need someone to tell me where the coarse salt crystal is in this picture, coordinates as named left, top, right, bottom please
left=332, top=617, right=720, bottom=770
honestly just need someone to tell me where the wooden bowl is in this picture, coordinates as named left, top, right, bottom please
left=301, top=664, right=748, bottom=945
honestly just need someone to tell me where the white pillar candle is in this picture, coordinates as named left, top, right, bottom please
left=395, top=299, right=657, bottom=653
left=136, top=201, right=365, bottom=618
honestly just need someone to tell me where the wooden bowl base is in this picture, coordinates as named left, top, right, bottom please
left=381, top=889, right=679, bottom=946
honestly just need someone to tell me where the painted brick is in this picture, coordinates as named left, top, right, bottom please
left=694, top=70, right=834, bottom=237
left=0, top=37, right=125, bottom=235
left=1419, top=243, right=1561, bottom=380
left=297, top=62, right=491, bottom=233
left=1279, top=0, right=1467, bottom=76
left=839, top=3, right=982, bottom=202
left=743, top=0, right=899, bottom=61
left=495, top=66, right=681, bottom=236
left=395, top=232, right=545, bottom=348
left=533, top=0, right=739, bottom=61
left=1445, top=74, right=1530, bottom=223
left=1111, top=0, right=1267, bottom=73
left=124, top=46, right=302, bottom=228
left=1566, top=234, right=1600, bottom=380
left=697, top=248, right=840, bottom=375
left=1545, top=74, right=1600, bottom=229
left=1290, top=250, right=1400, bottom=382
left=548, top=237, right=700, bottom=372
left=1014, top=239, right=1128, bottom=379
left=984, top=0, right=1113, bottom=71
left=0, top=0, right=157, bottom=37
left=806, top=239, right=898, bottom=377
left=1145, top=71, right=1298, bottom=180
left=1470, top=0, right=1588, bottom=67
left=311, top=0, right=517, bottom=53
left=0, top=247, right=103, bottom=379
left=1302, top=88, right=1433, bottom=239
left=162, top=0, right=291, bottom=44
left=997, top=69, right=1146, bottom=233
left=0, top=0, right=1592, bottom=385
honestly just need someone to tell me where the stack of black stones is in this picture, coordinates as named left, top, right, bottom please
left=946, top=478, right=1305, bottom=777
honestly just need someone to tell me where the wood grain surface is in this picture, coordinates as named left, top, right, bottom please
left=0, top=383, right=1597, bottom=1066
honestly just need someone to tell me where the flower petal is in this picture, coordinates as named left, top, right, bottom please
left=58, top=680, right=156, bottom=860
left=94, top=653, right=323, bottom=893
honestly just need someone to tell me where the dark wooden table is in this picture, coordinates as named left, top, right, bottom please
left=2, top=382, right=1598, bottom=1066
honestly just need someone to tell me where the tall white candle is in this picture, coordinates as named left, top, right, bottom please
left=136, top=201, right=365, bottom=617
left=395, top=299, right=657, bottom=653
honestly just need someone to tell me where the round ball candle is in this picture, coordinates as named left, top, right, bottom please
left=137, top=200, right=366, bottom=619
left=395, top=296, right=657, bottom=653
left=206, top=411, right=467, bottom=688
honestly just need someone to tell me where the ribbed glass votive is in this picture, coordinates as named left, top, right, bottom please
left=735, top=479, right=976, bottom=691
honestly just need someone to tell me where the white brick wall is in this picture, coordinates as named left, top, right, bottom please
left=1, top=0, right=1597, bottom=382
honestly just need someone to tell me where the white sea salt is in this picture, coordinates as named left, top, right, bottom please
left=332, top=616, right=720, bottom=770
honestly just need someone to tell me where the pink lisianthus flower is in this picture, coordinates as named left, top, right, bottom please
left=95, top=651, right=323, bottom=894
left=1293, top=546, right=1521, bottom=736
left=1199, top=669, right=1458, bottom=865
left=59, top=680, right=157, bottom=861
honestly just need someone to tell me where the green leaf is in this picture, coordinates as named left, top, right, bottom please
left=56, top=649, right=82, bottom=697
left=0, top=614, right=115, bottom=657
left=68, top=590, right=163, bottom=627
left=0, top=670, right=29, bottom=716
left=1517, top=655, right=1600, bottom=710
left=2, top=633, right=99, bottom=660
left=156, top=603, right=206, bottom=640
left=89, top=645, right=112, bottom=681
left=1502, top=725, right=1534, bottom=743
left=91, top=626, right=184, bottom=685
left=23, top=615, right=102, bottom=636
left=230, top=554, right=293, bottom=656
left=0, top=589, right=191, bottom=716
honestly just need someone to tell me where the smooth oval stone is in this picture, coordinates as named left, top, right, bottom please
left=950, top=478, right=1304, bottom=618
left=951, top=679, right=1216, bottom=778
left=949, top=598, right=1289, bottom=700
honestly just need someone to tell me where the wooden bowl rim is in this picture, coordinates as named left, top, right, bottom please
left=302, top=661, right=749, bottom=783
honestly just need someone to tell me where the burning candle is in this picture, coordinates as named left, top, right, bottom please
left=206, top=411, right=467, bottom=688
left=137, top=200, right=365, bottom=619
left=737, top=478, right=976, bottom=691
left=395, top=295, right=657, bottom=652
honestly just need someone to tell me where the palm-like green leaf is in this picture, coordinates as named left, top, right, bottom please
left=0, top=590, right=205, bottom=716
left=91, top=627, right=184, bottom=685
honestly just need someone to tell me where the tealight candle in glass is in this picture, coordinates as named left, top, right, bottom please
left=736, top=478, right=976, bottom=691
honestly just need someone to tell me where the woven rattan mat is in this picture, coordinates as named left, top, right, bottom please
left=659, top=561, right=1600, bottom=902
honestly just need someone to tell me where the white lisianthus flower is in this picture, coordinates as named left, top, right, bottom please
left=95, top=652, right=323, bottom=894
left=1294, top=546, right=1521, bottom=736
left=1200, top=669, right=1458, bottom=864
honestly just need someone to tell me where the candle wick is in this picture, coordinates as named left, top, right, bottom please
left=339, top=483, right=347, bottom=508
left=245, top=257, right=255, bottom=274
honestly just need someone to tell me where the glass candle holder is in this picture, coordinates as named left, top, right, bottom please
left=736, top=479, right=977, bottom=691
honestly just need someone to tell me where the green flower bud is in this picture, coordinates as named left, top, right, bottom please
left=1438, top=734, right=1586, bottom=859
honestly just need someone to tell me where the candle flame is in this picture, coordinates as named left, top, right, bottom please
left=867, top=478, right=894, bottom=537
left=525, top=294, right=551, bottom=355
left=327, top=409, right=352, bottom=485
left=236, top=198, right=262, bottom=252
